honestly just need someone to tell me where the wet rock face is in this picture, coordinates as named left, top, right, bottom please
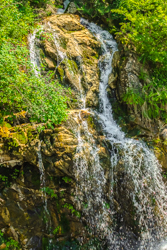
left=110, top=51, right=161, bottom=138
left=0, top=15, right=106, bottom=248
left=66, top=2, right=78, bottom=14
left=160, top=128, right=167, bottom=141
left=116, top=54, right=143, bottom=100
left=0, top=108, right=111, bottom=249
left=38, top=14, right=101, bottom=109
left=110, top=51, right=167, bottom=169
left=0, top=129, right=82, bottom=249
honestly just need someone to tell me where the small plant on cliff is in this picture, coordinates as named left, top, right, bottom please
left=62, top=176, right=72, bottom=183
left=162, top=171, right=167, bottom=179
left=0, top=230, right=19, bottom=249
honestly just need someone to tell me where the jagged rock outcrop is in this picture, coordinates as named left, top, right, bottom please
left=0, top=108, right=111, bottom=249
left=38, top=14, right=101, bottom=108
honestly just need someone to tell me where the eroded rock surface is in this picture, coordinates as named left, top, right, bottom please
left=38, top=14, right=101, bottom=108
left=0, top=14, right=105, bottom=249
left=0, top=107, right=111, bottom=249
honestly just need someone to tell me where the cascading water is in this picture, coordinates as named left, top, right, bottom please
left=37, top=142, right=50, bottom=231
left=47, top=22, right=66, bottom=66
left=29, top=31, right=51, bottom=235
left=28, top=30, right=41, bottom=76
left=80, top=18, right=167, bottom=249
left=74, top=81, right=112, bottom=244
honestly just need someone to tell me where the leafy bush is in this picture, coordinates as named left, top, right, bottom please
left=0, top=41, right=69, bottom=125
left=27, top=0, right=49, bottom=8
left=123, top=76, right=167, bottom=121
left=76, top=0, right=111, bottom=17
left=111, top=0, right=167, bottom=121
left=112, top=0, right=167, bottom=68
left=0, top=230, right=19, bottom=249
left=74, top=0, right=122, bottom=21
left=0, top=0, right=69, bottom=126
left=0, top=0, right=34, bottom=44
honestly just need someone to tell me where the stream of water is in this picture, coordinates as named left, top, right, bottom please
left=37, top=141, right=51, bottom=231
left=28, top=30, right=41, bottom=76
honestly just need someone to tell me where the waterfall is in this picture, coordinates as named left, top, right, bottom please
left=74, top=98, right=111, bottom=243
left=28, top=12, right=167, bottom=249
left=28, top=29, right=42, bottom=76
left=37, top=142, right=51, bottom=231
left=47, top=22, right=66, bottom=66
left=29, top=31, right=51, bottom=230
left=80, top=18, right=167, bottom=249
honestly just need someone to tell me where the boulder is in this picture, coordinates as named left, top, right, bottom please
left=66, top=2, right=78, bottom=14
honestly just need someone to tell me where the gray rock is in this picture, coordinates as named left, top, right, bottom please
left=66, top=2, right=78, bottom=14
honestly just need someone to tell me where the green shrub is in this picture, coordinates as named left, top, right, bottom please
left=0, top=0, right=69, bottom=126
left=0, top=41, right=69, bottom=125
left=0, top=0, right=34, bottom=44
left=123, top=77, right=167, bottom=122
left=0, top=230, right=19, bottom=249
left=111, top=0, right=167, bottom=121
left=112, top=0, right=167, bottom=68
left=28, top=0, right=49, bottom=8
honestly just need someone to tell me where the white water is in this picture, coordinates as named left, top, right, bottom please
left=28, top=30, right=41, bottom=76
left=157, top=241, right=167, bottom=250
left=57, top=0, right=70, bottom=14
left=37, top=142, right=50, bottom=230
left=28, top=34, right=49, bottom=221
left=47, top=22, right=66, bottom=66
left=74, top=104, right=112, bottom=242
left=80, top=18, right=167, bottom=249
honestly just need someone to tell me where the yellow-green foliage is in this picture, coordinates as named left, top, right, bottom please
left=12, top=131, right=27, bottom=144
left=65, top=59, right=78, bottom=74
left=110, top=0, right=167, bottom=121
left=0, top=0, right=69, bottom=127
left=112, top=0, right=167, bottom=68
left=57, top=66, right=65, bottom=82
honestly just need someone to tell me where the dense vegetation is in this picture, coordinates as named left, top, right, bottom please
left=77, top=0, right=167, bottom=121
left=0, top=0, right=68, bottom=127
left=1, top=0, right=166, bottom=125
left=114, top=0, right=167, bottom=121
